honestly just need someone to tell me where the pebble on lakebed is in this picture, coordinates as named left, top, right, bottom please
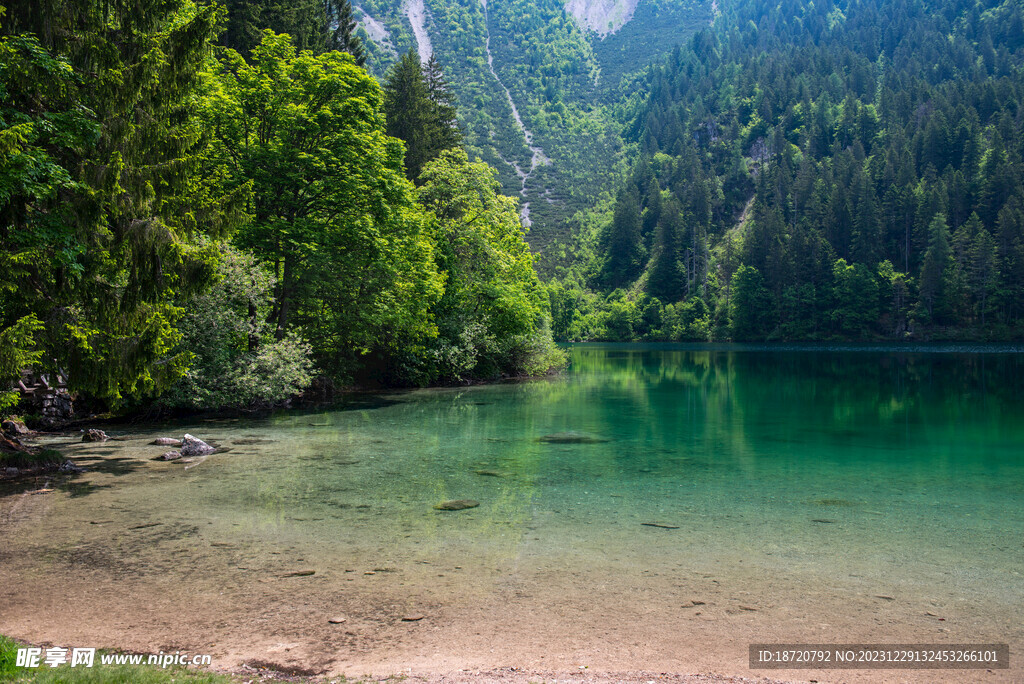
left=434, top=499, right=480, bottom=511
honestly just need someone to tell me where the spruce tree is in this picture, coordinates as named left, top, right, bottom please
left=325, top=0, right=366, bottom=65
left=1, top=0, right=225, bottom=404
left=423, top=55, right=462, bottom=153
left=600, top=187, right=645, bottom=289
left=919, top=214, right=953, bottom=323
left=384, top=51, right=463, bottom=182
left=647, top=197, right=686, bottom=303
left=221, top=0, right=324, bottom=57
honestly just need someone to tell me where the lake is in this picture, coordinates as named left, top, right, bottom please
left=1, top=344, right=1022, bottom=681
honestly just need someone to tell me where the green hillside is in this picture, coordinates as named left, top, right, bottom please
left=354, top=0, right=711, bottom=251
left=552, top=0, right=1024, bottom=342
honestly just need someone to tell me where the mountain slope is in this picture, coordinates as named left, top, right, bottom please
left=555, top=0, right=1024, bottom=342
left=354, top=0, right=711, bottom=250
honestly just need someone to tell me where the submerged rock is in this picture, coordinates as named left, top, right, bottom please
left=536, top=432, right=609, bottom=444
left=231, top=438, right=276, bottom=445
left=434, top=499, right=480, bottom=511
left=474, top=469, right=506, bottom=477
left=180, top=434, right=215, bottom=457
left=156, top=451, right=181, bottom=461
left=151, top=437, right=182, bottom=447
left=82, top=429, right=108, bottom=443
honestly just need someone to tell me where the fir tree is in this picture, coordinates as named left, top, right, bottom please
left=384, top=51, right=463, bottom=182
left=919, top=214, right=953, bottom=323
left=1, top=0, right=225, bottom=403
left=325, top=0, right=366, bottom=65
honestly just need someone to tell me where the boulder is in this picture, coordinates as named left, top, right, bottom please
left=180, top=434, right=215, bottom=458
left=151, top=437, right=182, bottom=447
left=82, top=429, right=109, bottom=443
left=2, top=419, right=29, bottom=436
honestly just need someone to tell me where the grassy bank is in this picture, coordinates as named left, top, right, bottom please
left=0, top=635, right=238, bottom=684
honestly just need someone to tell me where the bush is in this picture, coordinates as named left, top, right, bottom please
left=162, top=246, right=314, bottom=410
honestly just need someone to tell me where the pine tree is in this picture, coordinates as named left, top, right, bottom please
left=423, top=55, right=463, bottom=154
left=969, top=228, right=998, bottom=327
left=647, top=197, right=685, bottom=303
left=599, top=187, right=645, bottom=289
left=1, top=0, right=225, bottom=404
left=325, top=0, right=366, bottom=65
left=919, top=214, right=953, bottom=323
left=221, top=0, right=324, bottom=57
left=384, top=51, right=463, bottom=182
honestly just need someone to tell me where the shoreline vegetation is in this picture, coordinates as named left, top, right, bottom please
left=1, top=1, right=564, bottom=429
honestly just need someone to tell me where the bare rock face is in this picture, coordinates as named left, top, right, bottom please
left=82, top=429, right=109, bottom=443
left=180, top=434, right=215, bottom=458
left=151, top=437, right=182, bottom=447
left=564, top=0, right=640, bottom=37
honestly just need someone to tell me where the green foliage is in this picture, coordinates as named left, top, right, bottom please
left=562, top=0, right=1024, bottom=342
left=1, top=0, right=227, bottom=405
left=730, top=265, right=772, bottom=340
left=0, top=314, right=42, bottom=415
left=220, top=0, right=366, bottom=63
left=599, top=186, right=644, bottom=288
left=358, top=0, right=708, bottom=250
left=204, top=32, right=443, bottom=380
left=831, top=259, right=880, bottom=337
left=415, top=148, right=563, bottom=381
left=326, top=0, right=368, bottom=65
left=161, top=247, right=314, bottom=410
left=384, top=51, right=463, bottom=181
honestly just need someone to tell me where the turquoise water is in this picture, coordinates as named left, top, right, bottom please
left=3, top=344, right=1023, bottom=674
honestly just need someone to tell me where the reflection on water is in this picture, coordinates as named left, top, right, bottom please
left=3, top=344, right=1024, bottom=656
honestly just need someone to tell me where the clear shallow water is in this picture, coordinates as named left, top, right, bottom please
left=3, top=344, right=1024, bottom=672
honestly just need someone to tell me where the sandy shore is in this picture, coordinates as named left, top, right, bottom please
left=1, top=444, right=1019, bottom=684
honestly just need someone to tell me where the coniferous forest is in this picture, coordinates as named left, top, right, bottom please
left=549, top=0, right=1024, bottom=342
left=3, top=0, right=1024, bottom=416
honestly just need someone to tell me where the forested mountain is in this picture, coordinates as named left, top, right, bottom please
left=551, top=0, right=1024, bottom=342
left=352, top=0, right=711, bottom=250
left=4, top=0, right=1024, bottom=424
